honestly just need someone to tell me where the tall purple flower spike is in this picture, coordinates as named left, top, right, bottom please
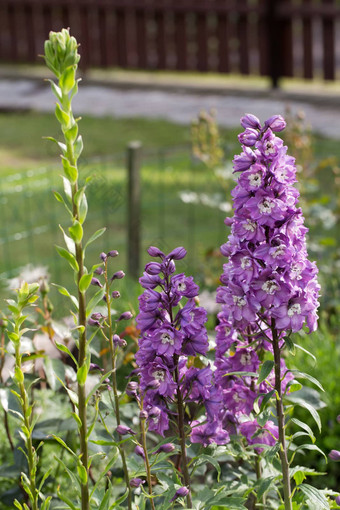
left=135, top=247, right=229, bottom=445
left=215, top=113, right=320, bottom=447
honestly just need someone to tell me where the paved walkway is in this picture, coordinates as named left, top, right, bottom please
left=1, top=77, right=340, bottom=138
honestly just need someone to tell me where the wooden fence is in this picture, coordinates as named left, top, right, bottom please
left=0, top=0, right=340, bottom=86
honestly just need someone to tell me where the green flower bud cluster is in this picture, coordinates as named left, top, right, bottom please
left=44, top=28, right=80, bottom=79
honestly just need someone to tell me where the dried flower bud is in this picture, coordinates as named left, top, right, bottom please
left=170, top=486, right=189, bottom=502
left=116, top=425, right=135, bottom=436
left=111, top=271, right=125, bottom=281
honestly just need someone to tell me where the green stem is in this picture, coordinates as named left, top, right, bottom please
left=104, top=261, right=132, bottom=510
left=140, top=402, right=156, bottom=510
left=15, top=341, right=38, bottom=510
left=272, top=320, right=292, bottom=510
left=62, top=90, right=89, bottom=510
left=174, top=364, right=192, bottom=508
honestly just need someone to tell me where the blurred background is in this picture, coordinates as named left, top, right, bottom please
left=0, top=0, right=339, bottom=494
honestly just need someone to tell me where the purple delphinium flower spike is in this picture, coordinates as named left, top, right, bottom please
left=215, top=114, right=320, bottom=449
left=135, top=246, right=228, bottom=446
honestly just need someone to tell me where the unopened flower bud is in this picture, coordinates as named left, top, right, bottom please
left=240, top=113, right=261, bottom=130
left=134, top=445, right=145, bottom=459
left=108, top=250, right=119, bottom=258
left=130, top=478, right=144, bottom=488
left=147, top=246, right=165, bottom=258
left=112, top=291, right=120, bottom=299
left=337, top=415, right=340, bottom=424
left=100, top=252, right=107, bottom=261
left=329, top=450, right=340, bottom=461
left=112, top=334, right=121, bottom=346
left=167, top=247, right=186, bottom=260
left=156, top=443, right=175, bottom=454
left=116, top=424, right=135, bottom=436
left=264, top=114, right=286, bottom=132
left=117, top=311, right=133, bottom=321
left=139, top=410, right=148, bottom=420
left=126, top=381, right=139, bottom=396
left=89, top=363, right=103, bottom=372
left=145, top=262, right=162, bottom=275
left=118, top=338, right=127, bottom=348
left=88, top=318, right=101, bottom=327
left=94, top=267, right=104, bottom=275
left=336, top=495, right=340, bottom=505
left=148, top=406, right=161, bottom=418
left=91, top=312, right=103, bottom=321
left=111, top=271, right=125, bottom=281
left=170, top=486, right=189, bottom=502
left=238, top=128, right=259, bottom=147
left=91, top=277, right=103, bottom=288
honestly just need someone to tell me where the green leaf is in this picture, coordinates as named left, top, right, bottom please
left=69, top=220, right=83, bottom=244
left=65, top=122, right=78, bottom=144
left=285, top=335, right=296, bottom=354
left=79, top=192, right=88, bottom=224
left=55, top=341, right=78, bottom=367
left=55, top=103, right=70, bottom=127
left=193, top=454, right=221, bottom=482
left=52, top=435, right=78, bottom=459
left=77, top=464, right=87, bottom=484
left=74, top=135, right=83, bottom=160
left=61, top=156, right=78, bottom=183
left=256, top=476, right=276, bottom=500
left=90, top=448, right=119, bottom=498
left=109, top=489, right=128, bottom=509
left=294, top=343, right=316, bottom=364
left=86, top=288, right=105, bottom=317
left=289, top=369, right=325, bottom=392
left=98, top=487, right=111, bottom=510
left=223, top=371, right=258, bottom=378
left=60, top=65, right=76, bottom=94
left=257, top=360, right=274, bottom=384
left=44, top=358, right=65, bottom=391
left=85, top=228, right=106, bottom=250
left=288, top=382, right=303, bottom=393
left=53, top=284, right=79, bottom=309
left=293, top=443, right=327, bottom=462
left=290, top=418, right=316, bottom=443
left=79, top=273, right=93, bottom=293
left=293, top=401, right=321, bottom=432
left=62, top=176, right=72, bottom=200
left=59, top=225, right=76, bottom=255
left=293, top=470, right=306, bottom=486
left=77, top=364, right=88, bottom=386
left=47, top=79, right=62, bottom=101
left=56, top=245, right=79, bottom=272
left=299, top=483, right=329, bottom=509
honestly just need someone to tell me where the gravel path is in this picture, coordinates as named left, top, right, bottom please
left=0, top=78, right=340, bottom=138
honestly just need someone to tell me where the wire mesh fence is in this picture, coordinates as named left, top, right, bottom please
left=0, top=144, right=231, bottom=312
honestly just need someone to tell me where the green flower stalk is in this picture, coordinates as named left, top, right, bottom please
left=44, top=29, right=93, bottom=510
left=6, top=282, right=51, bottom=510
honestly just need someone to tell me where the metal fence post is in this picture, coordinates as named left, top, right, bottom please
left=127, top=141, right=142, bottom=279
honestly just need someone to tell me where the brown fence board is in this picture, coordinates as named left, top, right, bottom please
left=0, top=0, right=340, bottom=85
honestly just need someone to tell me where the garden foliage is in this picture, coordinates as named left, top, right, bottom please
left=0, top=28, right=339, bottom=510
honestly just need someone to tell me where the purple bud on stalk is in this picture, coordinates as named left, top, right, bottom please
left=139, top=410, right=148, bottom=420
left=94, top=267, right=104, bottom=275
left=329, top=450, right=340, bottom=461
left=170, top=486, right=190, bottom=502
left=111, top=270, right=125, bottom=281
left=117, top=311, right=133, bottom=321
left=238, top=128, right=259, bottom=147
left=130, top=478, right=145, bottom=488
left=91, top=277, right=103, bottom=288
left=113, top=334, right=127, bottom=348
left=336, top=495, right=340, bottom=505
left=108, top=250, right=119, bottom=258
left=118, top=338, right=127, bottom=348
left=264, top=114, right=286, bottom=132
left=126, top=381, right=139, bottom=396
left=91, top=312, right=103, bottom=320
left=100, top=252, right=107, bottom=261
left=116, top=424, right=135, bottom=436
left=337, top=415, right=340, bottom=424
left=134, top=445, right=145, bottom=459
left=112, top=290, right=121, bottom=299
left=167, top=246, right=187, bottom=260
left=145, top=262, right=162, bottom=275
left=89, top=363, right=103, bottom=372
left=147, top=246, right=165, bottom=258
left=156, top=443, right=175, bottom=453
left=88, top=318, right=101, bottom=327
left=240, top=113, right=261, bottom=130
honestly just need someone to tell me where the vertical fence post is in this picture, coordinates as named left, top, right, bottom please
left=127, top=141, right=142, bottom=280
left=267, top=0, right=280, bottom=88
